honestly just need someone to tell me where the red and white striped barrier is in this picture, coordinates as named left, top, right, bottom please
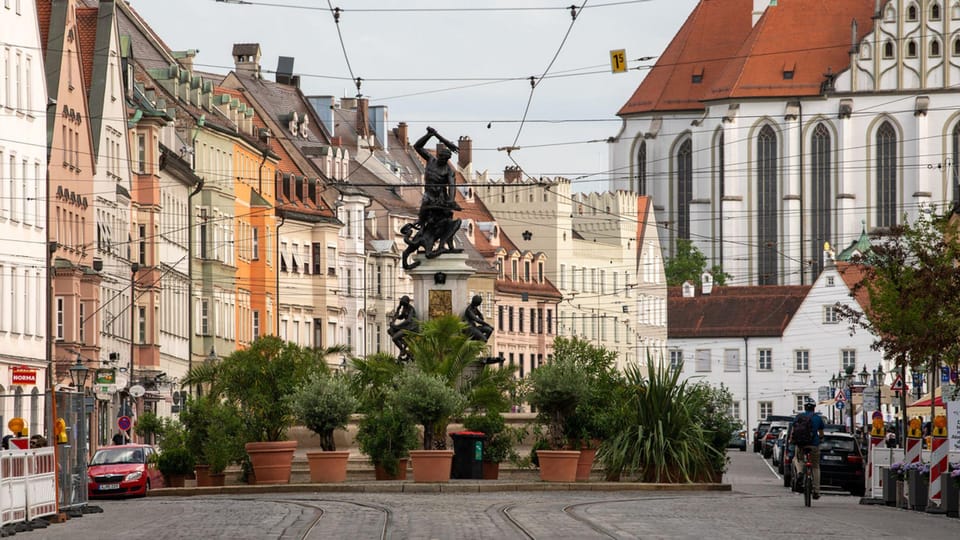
left=905, top=436, right=923, bottom=464
left=0, top=451, right=28, bottom=527
left=928, top=416, right=949, bottom=505
left=26, top=448, right=57, bottom=520
left=867, top=435, right=884, bottom=496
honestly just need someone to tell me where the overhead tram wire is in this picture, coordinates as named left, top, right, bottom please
left=215, top=0, right=653, bottom=13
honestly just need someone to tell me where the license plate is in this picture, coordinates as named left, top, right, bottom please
left=99, top=483, right=120, bottom=490
left=822, top=455, right=842, bottom=461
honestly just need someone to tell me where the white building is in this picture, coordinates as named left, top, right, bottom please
left=610, top=0, right=960, bottom=286
left=0, top=0, right=50, bottom=435
left=667, top=260, right=885, bottom=434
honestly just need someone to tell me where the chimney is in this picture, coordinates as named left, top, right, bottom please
left=396, top=122, right=408, bottom=148
left=369, top=105, right=388, bottom=152
left=306, top=96, right=335, bottom=135
left=232, top=43, right=262, bottom=79
left=172, top=49, right=198, bottom=72
left=504, top=166, right=522, bottom=183
left=682, top=281, right=696, bottom=298
left=276, top=56, right=295, bottom=86
left=356, top=98, right=370, bottom=139
left=458, top=136, right=472, bottom=169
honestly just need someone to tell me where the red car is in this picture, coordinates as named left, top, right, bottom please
left=87, top=444, right=164, bottom=498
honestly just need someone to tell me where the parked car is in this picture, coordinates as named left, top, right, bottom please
left=772, top=429, right=789, bottom=472
left=789, top=432, right=865, bottom=496
left=87, top=444, right=164, bottom=498
left=761, top=422, right=788, bottom=458
left=752, top=421, right=770, bottom=452
left=728, top=429, right=747, bottom=451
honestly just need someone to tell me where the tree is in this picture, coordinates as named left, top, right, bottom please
left=664, top=239, right=730, bottom=286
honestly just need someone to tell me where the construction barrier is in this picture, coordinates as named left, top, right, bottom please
left=1, top=450, right=29, bottom=527
left=25, top=448, right=56, bottom=520
left=928, top=415, right=949, bottom=505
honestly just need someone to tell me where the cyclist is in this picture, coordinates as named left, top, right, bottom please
left=791, top=402, right=825, bottom=499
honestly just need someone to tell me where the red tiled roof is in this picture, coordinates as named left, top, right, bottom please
left=37, top=0, right=52, bottom=59
left=76, top=7, right=98, bottom=97
left=834, top=261, right=872, bottom=316
left=668, top=285, right=810, bottom=338
left=619, top=0, right=753, bottom=115
left=710, top=0, right=876, bottom=100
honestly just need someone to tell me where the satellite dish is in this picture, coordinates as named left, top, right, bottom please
left=129, top=385, right=146, bottom=398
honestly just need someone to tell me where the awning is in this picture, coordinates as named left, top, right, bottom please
left=908, top=395, right=944, bottom=408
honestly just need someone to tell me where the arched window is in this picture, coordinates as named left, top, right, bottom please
left=811, top=123, right=832, bottom=280
left=676, top=138, right=693, bottom=242
left=716, top=130, right=725, bottom=268
left=636, top=140, right=647, bottom=195
left=954, top=36, right=960, bottom=56
left=932, top=1, right=942, bottom=20
left=931, top=39, right=941, bottom=57
left=876, top=121, right=898, bottom=228
left=861, top=43, right=872, bottom=60
left=886, top=6, right=897, bottom=22
left=884, top=40, right=895, bottom=59
left=908, top=3, right=918, bottom=21
left=757, top=125, right=778, bottom=285
left=952, top=123, right=960, bottom=203
left=907, top=40, right=918, bottom=58
left=953, top=1, right=960, bottom=19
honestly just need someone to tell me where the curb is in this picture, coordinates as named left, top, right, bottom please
left=148, top=482, right=732, bottom=497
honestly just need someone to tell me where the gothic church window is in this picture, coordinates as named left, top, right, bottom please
left=907, top=3, right=918, bottom=21
left=861, top=43, right=872, bottom=60
left=907, top=40, right=918, bottom=58
left=952, top=123, right=960, bottom=203
left=953, top=36, right=960, bottom=55
left=884, top=40, right=895, bottom=59
left=636, top=140, right=647, bottom=195
left=811, top=123, right=832, bottom=280
left=885, top=6, right=896, bottom=22
left=932, top=1, right=942, bottom=20
left=931, top=38, right=941, bottom=57
left=876, top=121, right=898, bottom=228
left=756, top=125, right=778, bottom=285
left=676, top=138, right=692, bottom=242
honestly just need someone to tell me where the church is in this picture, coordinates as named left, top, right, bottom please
left=610, top=0, right=960, bottom=285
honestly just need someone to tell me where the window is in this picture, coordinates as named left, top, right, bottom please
left=559, top=264, right=566, bottom=289
left=138, top=224, right=146, bottom=265
left=876, top=122, right=898, bottom=228
left=676, top=138, right=693, bottom=241
left=138, top=306, right=146, bottom=344
left=724, top=349, right=740, bottom=372
left=842, top=349, right=856, bottom=372
left=907, top=40, right=918, bottom=58
left=933, top=2, right=942, bottom=20
left=78, top=302, right=84, bottom=343
left=884, top=40, right=895, bottom=59
left=826, top=276, right=835, bottom=287
left=508, top=306, right=514, bottom=332
left=823, top=305, right=839, bottom=324
left=670, top=350, right=683, bottom=371
left=497, top=306, right=504, bottom=331
left=795, top=395, right=811, bottom=412
left=55, top=297, right=64, bottom=339
left=313, top=318, right=322, bottom=347
left=932, top=39, right=942, bottom=57
left=758, top=348, right=772, bottom=371
left=795, top=350, right=810, bottom=372
left=252, top=227, right=259, bottom=260
left=759, top=401, right=773, bottom=421
left=636, top=140, right=647, bottom=195
left=954, top=37, right=960, bottom=57
left=326, top=246, right=336, bottom=276
left=200, top=299, right=209, bottom=335
left=511, top=259, right=518, bottom=281
left=137, top=134, right=146, bottom=173
left=757, top=125, right=778, bottom=285
left=729, top=401, right=741, bottom=421
left=811, top=123, right=831, bottom=279
left=524, top=261, right=530, bottom=281
left=695, top=349, right=711, bottom=372
left=908, top=3, right=918, bottom=21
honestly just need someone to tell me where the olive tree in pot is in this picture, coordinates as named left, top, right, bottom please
left=524, top=355, right=586, bottom=482
left=179, top=395, right=245, bottom=486
left=182, top=336, right=348, bottom=484
left=288, top=372, right=358, bottom=483
left=390, top=366, right=465, bottom=482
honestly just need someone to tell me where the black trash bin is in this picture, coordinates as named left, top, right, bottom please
left=450, top=431, right=485, bottom=479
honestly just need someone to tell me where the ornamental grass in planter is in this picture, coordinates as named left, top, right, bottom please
left=288, top=372, right=358, bottom=483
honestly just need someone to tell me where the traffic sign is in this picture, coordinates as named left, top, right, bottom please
left=834, top=389, right=847, bottom=402
left=817, top=386, right=831, bottom=402
left=117, top=415, right=132, bottom=432
left=610, top=49, right=627, bottom=73
left=835, top=401, right=845, bottom=410
left=890, top=374, right=908, bottom=393
left=942, top=366, right=951, bottom=383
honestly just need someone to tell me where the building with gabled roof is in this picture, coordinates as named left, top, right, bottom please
left=611, top=0, right=960, bottom=289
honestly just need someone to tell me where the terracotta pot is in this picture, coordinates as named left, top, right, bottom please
left=306, top=451, right=350, bottom=483
left=410, top=450, right=455, bottom=483
left=536, top=450, right=580, bottom=482
left=165, top=473, right=187, bottom=488
left=194, top=464, right=211, bottom=487
left=244, top=441, right=298, bottom=485
left=576, top=448, right=597, bottom=481
left=374, top=458, right=408, bottom=480
left=208, top=472, right=226, bottom=487
left=481, top=461, right=500, bottom=480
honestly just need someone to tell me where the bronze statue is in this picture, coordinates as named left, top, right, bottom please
left=462, top=295, right=493, bottom=343
left=402, top=127, right=463, bottom=269
left=388, top=295, right=419, bottom=362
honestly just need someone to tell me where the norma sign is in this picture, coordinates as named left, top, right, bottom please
left=117, top=416, right=132, bottom=432
left=11, top=367, right=37, bottom=386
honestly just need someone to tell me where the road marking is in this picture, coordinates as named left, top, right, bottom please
left=759, top=454, right=782, bottom=480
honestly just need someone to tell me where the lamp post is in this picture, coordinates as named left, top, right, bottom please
left=844, top=366, right=856, bottom=433
left=68, top=353, right=90, bottom=391
left=830, top=373, right=840, bottom=424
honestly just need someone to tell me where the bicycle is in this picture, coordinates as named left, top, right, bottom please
left=800, top=447, right=813, bottom=507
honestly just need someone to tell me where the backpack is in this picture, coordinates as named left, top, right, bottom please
left=793, top=413, right=814, bottom=446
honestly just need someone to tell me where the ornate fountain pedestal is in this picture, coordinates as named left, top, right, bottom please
left=408, top=252, right=475, bottom=322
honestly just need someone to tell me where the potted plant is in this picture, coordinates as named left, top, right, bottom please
left=524, top=355, right=586, bottom=482
left=183, top=337, right=348, bottom=484
left=462, top=411, right=525, bottom=480
left=390, top=366, right=464, bottom=482
left=157, top=446, right=195, bottom=488
left=356, top=406, right=419, bottom=480
left=906, top=461, right=931, bottom=511
left=288, top=372, right=358, bottom=483
left=180, top=396, right=245, bottom=486
left=945, top=463, right=960, bottom=518
left=692, top=382, right=739, bottom=483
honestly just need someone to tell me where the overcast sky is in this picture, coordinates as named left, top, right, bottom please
left=130, top=0, right=699, bottom=193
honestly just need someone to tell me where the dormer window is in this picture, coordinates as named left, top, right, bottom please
left=691, top=66, right=704, bottom=84
left=497, top=257, right=504, bottom=279
left=511, top=259, right=518, bottom=281
left=783, top=69, right=794, bottom=80
left=524, top=261, right=531, bottom=282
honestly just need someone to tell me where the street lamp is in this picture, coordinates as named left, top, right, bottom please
left=68, top=353, right=89, bottom=390
left=911, top=371, right=924, bottom=400
left=858, top=365, right=869, bottom=385
left=844, top=366, right=856, bottom=433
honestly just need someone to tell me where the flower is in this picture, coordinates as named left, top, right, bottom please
left=890, top=461, right=906, bottom=479
left=903, top=461, right=931, bottom=478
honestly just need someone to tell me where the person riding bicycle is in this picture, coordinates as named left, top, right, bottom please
left=791, top=402, right=825, bottom=499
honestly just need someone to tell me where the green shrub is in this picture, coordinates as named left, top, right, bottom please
left=356, top=407, right=418, bottom=476
left=389, top=366, right=464, bottom=450
left=157, top=446, right=195, bottom=476
left=525, top=357, right=586, bottom=450
left=288, top=372, right=358, bottom=451
left=462, top=411, right=525, bottom=464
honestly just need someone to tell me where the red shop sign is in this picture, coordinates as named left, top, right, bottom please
left=11, top=366, right=37, bottom=385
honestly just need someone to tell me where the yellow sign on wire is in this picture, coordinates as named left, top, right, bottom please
left=610, top=49, right=627, bottom=73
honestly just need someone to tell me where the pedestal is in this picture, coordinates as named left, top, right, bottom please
left=408, top=252, right=475, bottom=324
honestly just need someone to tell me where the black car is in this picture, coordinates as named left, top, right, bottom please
left=728, top=429, right=747, bottom=451
left=788, top=432, right=865, bottom=496
left=752, top=422, right=770, bottom=452
left=761, top=423, right=788, bottom=458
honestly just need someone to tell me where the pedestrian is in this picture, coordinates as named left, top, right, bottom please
left=112, top=432, right=125, bottom=445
